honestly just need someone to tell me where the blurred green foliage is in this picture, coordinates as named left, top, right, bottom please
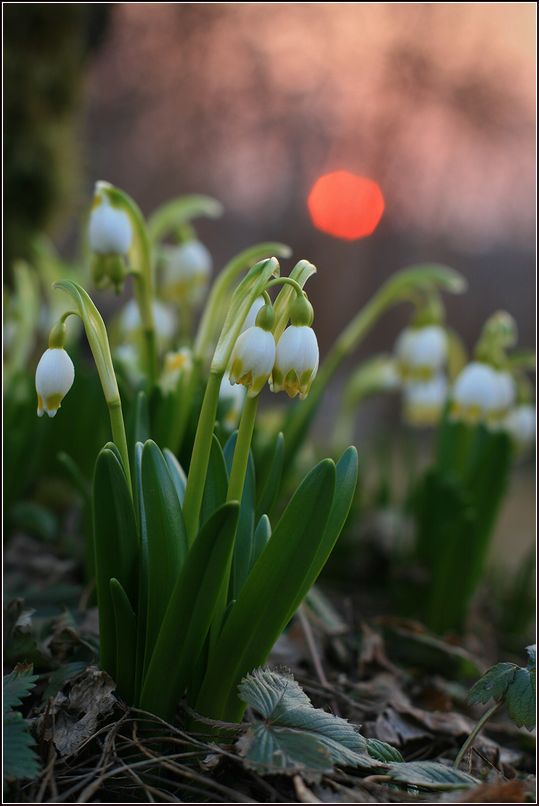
left=3, top=4, right=110, bottom=274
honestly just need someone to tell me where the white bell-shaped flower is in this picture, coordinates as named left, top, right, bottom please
left=119, top=299, right=177, bottom=346
left=271, top=325, right=319, bottom=399
left=229, top=326, right=276, bottom=398
left=395, top=325, right=448, bottom=381
left=161, top=348, right=193, bottom=392
left=403, top=374, right=448, bottom=426
left=491, top=370, right=516, bottom=419
left=219, top=375, right=246, bottom=430
left=35, top=348, right=75, bottom=418
left=504, top=405, right=536, bottom=449
left=161, top=240, right=212, bottom=305
left=241, top=297, right=265, bottom=333
left=88, top=197, right=132, bottom=255
left=451, top=361, right=501, bottom=422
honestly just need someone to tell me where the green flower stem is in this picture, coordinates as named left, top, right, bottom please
left=108, top=399, right=133, bottom=497
left=454, top=702, right=501, bottom=769
left=183, top=371, right=223, bottom=544
left=265, top=277, right=305, bottom=296
left=227, top=395, right=259, bottom=503
left=194, top=243, right=291, bottom=364
left=104, top=183, right=158, bottom=385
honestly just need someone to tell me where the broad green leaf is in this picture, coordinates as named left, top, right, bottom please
left=110, top=579, right=137, bottom=704
left=505, top=667, right=536, bottom=729
left=195, top=459, right=336, bottom=722
left=200, top=434, right=228, bottom=526
left=93, top=447, right=138, bottom=678
left=256, top=432, right=285, bottom=519
left=468, top=662, right=517, bottom=705
left=133, top=441, right=147, bottom=702
left=139, top=503, right=240, bottom=719
left=163, top=448, right=187, bottom=505
left=251, top=515, right=271, bottom=569
left=283, top=447, right=358, bottom=624
left=387, top=760, right=477, bottom=791
left=222, top=434, right=256, bottom=601
left=141, top=440, right=188, bottom=675
left=127, top=390, right=150, bottom=471
left=237, top=668, right=378, bottom=778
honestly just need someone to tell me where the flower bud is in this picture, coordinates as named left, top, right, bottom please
left=229, top=326, right=276, bottom=398
left=161, top=240, right=212, bottom=305
left=271, top=325, right=319, bottom=399
left=89, top=197, right=132, bottom=256
left=395, top=325, right=447, bottom=381
left=403, top=375, right=448, bottom=427
left=35, top=348, right=75, bottom=418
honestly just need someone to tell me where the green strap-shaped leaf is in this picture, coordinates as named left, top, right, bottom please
left=127, top=390, right=150, bottom=472
left=200, top=434, right=229, bottom=527
left=133, top=442, right=147, bottom=702
left=163, top=448, right=187, bottom=506
left=195, top=458, right=336, bottom=723
left=93, top=447, right=138, bottom=678
left=139, top=503, right=240, bottom=719
left=282, top=447, right=358, bottom=625
left=110, top=578, right=137, bottom=704
left=256, top=432, right=285, bottom=519
left=251, top=515, right=271, bottom=569
left=223, top=432, right=256, bottom=601
left=140, top=440, right=188, bottom=676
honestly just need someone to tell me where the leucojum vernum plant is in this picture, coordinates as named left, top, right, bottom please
left=34, top=180, right=475, bottom=724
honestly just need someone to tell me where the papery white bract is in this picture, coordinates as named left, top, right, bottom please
left=89, top=197, right=132, bottom=255
left=403, top=374, right=448, bottom=426
left=229, top=326, right=276, bottom=398
left=395, top=325, right=447, bottom=381
left=35, top=348, right=75, bottom=418
left=271, top=325, right=319, bottom=399
left=161, top=240, right=212, bottom=305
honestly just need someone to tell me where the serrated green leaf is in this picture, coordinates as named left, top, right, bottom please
left=387, top=760, right=477, bottom=791
left=505, top=666, right=536, bottom=729
left=468, top=662, right=517, bottom=706
left=93, top=447, right=138, bottom=678
left=195, top=459, right=337, bottom=722
left=200, top=434, right=229, bottom=527
left=141, top=440, right=188, bottom=676
left=237, top=668, right=378, bottom=778
left=367, top=738, right=404, bottom=763
left=140, top=503, right=240, bottom=719
left=3, top=714, right=40, bottom=783
left=3, top=667, right=38, bottom=714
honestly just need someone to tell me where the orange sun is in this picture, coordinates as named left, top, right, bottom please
left=307, top=171, right=385, bottom=240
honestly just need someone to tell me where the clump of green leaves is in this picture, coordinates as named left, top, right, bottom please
left=3, top=664, right=40, bottom=786
left=468, top=644, right=536, bottom=730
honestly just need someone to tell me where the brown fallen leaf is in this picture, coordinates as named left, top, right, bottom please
left=35, top=665, right=118, bottom=756
left=459, top=779, right=529, bottom=802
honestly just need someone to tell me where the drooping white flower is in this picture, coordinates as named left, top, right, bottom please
left=395, top=325, right=448, bottom=381
left=161, top=240, right=213, bottom=305
left=161, top=348, right=193, bottom=392
left=491, top=370, right=516, bottom=419
left=35, top=348, right=75, bottom=418
left=219, top=374, right=246, bottom=429
left=229, top=326, right=276, bottom=398
left=271, top=325, right=319, bottom=399
left=403, top=375, right=448, bottom=427
left=241, top=297, right=265, bottom=333
left=451, top=361, right=501, bottom=423
left=504, top=405, right=536, bottom=449
left=88, top=197, right=132, bottom=255
left=119, top=299, right=177, bottom=346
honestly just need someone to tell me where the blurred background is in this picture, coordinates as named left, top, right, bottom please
left=4, top=3, right=536, bottom=566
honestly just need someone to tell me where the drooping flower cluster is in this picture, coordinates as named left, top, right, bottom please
left=451, top=361, right=516, bottom=425
left=228, top=294, right=319, bottom=400
left=394, top=323, right=449, bottom=426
